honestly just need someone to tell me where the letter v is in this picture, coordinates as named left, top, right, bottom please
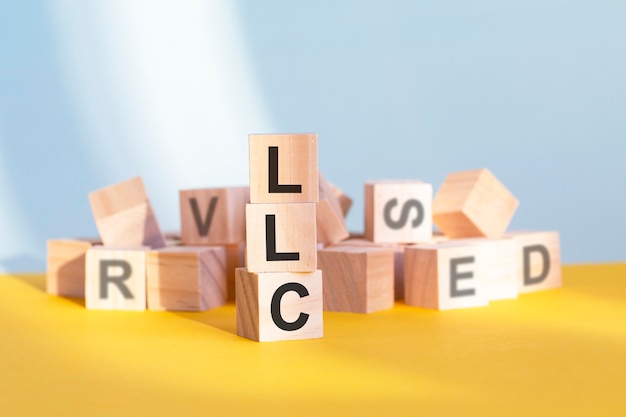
left=190, top=196, right=218, bottom=237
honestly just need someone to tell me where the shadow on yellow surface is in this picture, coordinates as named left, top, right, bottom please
left=1, top=264, right=625, bottom=416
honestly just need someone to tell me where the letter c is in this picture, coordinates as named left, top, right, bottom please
left=271, top=282, right=310, bottom=331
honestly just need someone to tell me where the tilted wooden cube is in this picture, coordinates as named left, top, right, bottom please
left=88, top=176, right=166, bottom=248
left=179, top=186, right=249, bottom=245
left=146, top=246, right=226, bottom=311
left=316, top=173, right=349, bottom=246
left=236, top=268, right=323, bottom=342
left=404, top=242, right=489, bottom=310
left=245, top=203, right=317, bottom=273
left=318, top=246, right=394, bottom=313
left=364, top=180, right=433, bottom=244
left=327, top=180, right=353, bottom=217
left=47, top=238, right=100, bottom=297
left=433, top=168, right=519, bottom=239
left=85, top=246, right=148, bottom=311
left=506, top=230, right=561, bottom=293
left=249, top=134, right=319, bottom=204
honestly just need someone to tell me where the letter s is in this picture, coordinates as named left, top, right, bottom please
left=383, top=198, right=424, bottom=230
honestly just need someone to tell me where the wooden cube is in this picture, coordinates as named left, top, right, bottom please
left=164, top=231, right=182, bottom=247
left=404, top=242, right=489, bottom=310
left=46, top=238, right=99, bottom=297
left=245, top=203, right=317, bottom=273
left=316, top=174, right=349, bottom=245
left=329, top=238, right=406, bottom=301
left=249, top=134, right=319, bottom=204
left=455, top=237, right=518, bottom=300
left=327, top=180, right=353, bottom=217
left=506, top=231, right=561, bottom=293
left=88, top=177, right=166, bottom=248
left=235, top=268, right=323, bottom=342
left=364, top=180, right=433, bottom=244
left=179, top=186, right=249, bottom=245
left=318, top=246, right=394, bottom=313
left=223, top=242, right=246, bottom=302
left=433, top=168, right=519, bottom=239
left=85, top=246, right=147, bottom=310
left=146, top=246, right=227, bottom=311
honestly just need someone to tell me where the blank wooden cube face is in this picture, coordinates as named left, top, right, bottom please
left=433, top=168, right=519, bottom=239
left=318, top=246, right=394, bottom=313
left=364, top=180, right=433, bottom=244
left=325, top=238, right=406, bottom=300
left=47, top=239, right=98, bottom=297
left=404, top=243, right=489, bottom=310
left=246, top=203, right=317, bottom=273
left=179, top=186, right=248, bottom=245
left=249, top=134, right=319, bottom=204
left=88, top=177, right=165, bottom=248
left=146, top=246, right=227, bottom=311
left=506, top=231, right=561, bottom=293
left=85, top=246, right=147, bottom=310
left=236, top=268, right=323, bottom=342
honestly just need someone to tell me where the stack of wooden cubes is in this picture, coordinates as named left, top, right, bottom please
left=235, top=134, right=324, bottom=342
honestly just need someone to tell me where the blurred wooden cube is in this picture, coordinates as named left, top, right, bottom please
left=364, top=180, right=433, bottom=244
left=179, top=186, right=248, bottom=245
left=329, top=238, right=406, bottom=301
left=506, top=230, right=561, bottom=293
left=146, top=246, right=227, bottom=311
left=327, top=180, right=353, bottom=217
left=85, top=246, right=147, bottom=310
left=46, top=238, right=99, bottom=297
left=88, top=177, right=166, bottom=248
left=249, top=134, right=318, bottom=204
left=245, top=203, right=317, bottom=273
left=433, top=168, right=519, bottom=239
left=316, top=173, right=349, bottom=245
left=318, top=246, right=394, bottom=313
left=404, top=242, right=489, bottom=310
left=223, top=242, right=246, bottom=302
left=235, top=268, right=323, bottom=342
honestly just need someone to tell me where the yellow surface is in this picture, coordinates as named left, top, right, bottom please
left=1, top=264, right=625, bottom=416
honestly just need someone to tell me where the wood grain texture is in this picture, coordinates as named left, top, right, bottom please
left=146, top=246, right=227, bottom=311
left=235, top=268, right=323, bottom=342
left=433, top=168, right=519, bottom=239
left=404, top=242, right=489, bottom=310
left=245, top=203, right=317, bottom=273
left=316, top=173, right=349, bottom=245
left=364, top=180, right=433, bottom=244
left=506, top=230, right=561, bottom=293
left=179, top=186, right=248, bottom=245
left=249, top=134, right=319, bottom=204
left=85, top=246, right=147, bottom=310
left=88, top=177, right=166, bottom=248
left=329, top=238, right=407, bottom=300
left=223, top=243, right=246, bottom=302
left=318, top=246, right=394, bottom=313
left=46, top=238, right=98, bottom=297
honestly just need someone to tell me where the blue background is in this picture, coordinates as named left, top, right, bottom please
left=1, top=1, right=624, bottom=271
